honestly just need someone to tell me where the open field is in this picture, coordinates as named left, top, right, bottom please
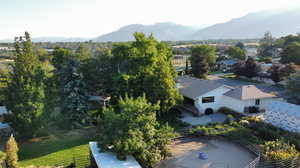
left=157, top=137, right=255, bottom=168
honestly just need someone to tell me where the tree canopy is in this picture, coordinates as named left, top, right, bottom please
left=286, top=72, right=300, bottom=105
left=5, top=32, right=45, bottom=138
left=99, top=96, right=175, bottom=168
left=225, top=46, right=246, bottom=60
left=190, top=45, right=215, bottom=79
left=280, top=42, right=300, bottom=65
left=109, top=33, right=181, bottom=113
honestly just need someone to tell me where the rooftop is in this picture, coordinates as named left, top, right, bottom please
left=224, top=85, right=275, bottom=100
left=177, top=76, right=228, bottom=100
left=89, top=142, right=141, bottom=168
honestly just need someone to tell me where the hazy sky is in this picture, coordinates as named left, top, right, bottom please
left=1, top=0, right=300, bottom=39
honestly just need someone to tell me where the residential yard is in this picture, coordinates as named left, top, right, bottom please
left=157, top=137, right=256, bottom=168
left=18, top=127, right=98, bottom=168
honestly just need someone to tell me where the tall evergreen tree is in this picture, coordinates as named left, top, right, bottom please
left=5, top=135, right=18, bottom=168
left=190, top=45, right=212, bottom=79
left=52, top=48, right=89, bottom=128
left=244, top=58, right=258, bottom=78
left=5, top=32, right=45, bottom=137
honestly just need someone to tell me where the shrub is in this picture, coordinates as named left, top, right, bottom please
left=218, top=107, right=243, bottom=118
left=224, top=114, right=234, bottom=124
left=262, top=139, right=299, bottom=161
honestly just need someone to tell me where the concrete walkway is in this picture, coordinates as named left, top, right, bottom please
left=181, top=112, right=227, bottom=126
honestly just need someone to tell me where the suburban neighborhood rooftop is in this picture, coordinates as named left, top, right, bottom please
left=177, top=76, right=232, bottom=100
left=224, top=85, right=276, bottom=100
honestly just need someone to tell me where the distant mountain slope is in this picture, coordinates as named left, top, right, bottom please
left=93, top=22, right=198, bottom=42
left=190, top=7, right=300, bottom=40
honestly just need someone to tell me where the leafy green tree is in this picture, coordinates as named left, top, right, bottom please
left=75, top=44, right=91, bottom=61
left=5, top=32, right=45, bottom=138
left=81, top=48, right=113, bottom=93
left=286, top=72, right=300, bottom=104
left=235, top=42, right=245, bottom=50
left=111, top=33, right=181, bottom=113
left=225, top=47, right=246, bottom=60
left=0, top=151, right=6, bottom=168
left=244, top=58, right=259, bottom=78
left=280, top=42, right=300, bottom=65
left=5, top=135, right=19, bottom=168
left=190, top=45, right=212, bottom=79
left=99, top=96, right=176, bottom=168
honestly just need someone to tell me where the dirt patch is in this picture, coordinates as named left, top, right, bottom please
left=157, top=137, right=256, bottom=168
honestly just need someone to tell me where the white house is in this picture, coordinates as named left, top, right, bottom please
left=177, top=76, right=276, bottom=115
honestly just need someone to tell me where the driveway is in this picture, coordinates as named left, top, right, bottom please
left=208, top=74, right=287, bottom=99
left=181, top=112, right=227, bottom=126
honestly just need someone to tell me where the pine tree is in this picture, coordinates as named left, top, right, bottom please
left=5, top=32, right=45, bottom=138
left=52, top=48, right=89, bottom=128
left=190, top=45, right=212, bottom=79
left=5, top=135, right=19, bottom=168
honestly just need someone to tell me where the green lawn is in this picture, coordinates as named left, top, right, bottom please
left=19, top=128, right=98, bottom=168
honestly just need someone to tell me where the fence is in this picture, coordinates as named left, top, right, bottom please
left=257, top=157, right=300, bottom=168
left=243, top=145, right=260, bottom=168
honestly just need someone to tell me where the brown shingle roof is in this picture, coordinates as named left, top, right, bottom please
left=224, top=85, right=275, bottom=100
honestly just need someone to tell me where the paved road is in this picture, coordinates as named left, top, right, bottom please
left=208, top=74, right=287, bottom=99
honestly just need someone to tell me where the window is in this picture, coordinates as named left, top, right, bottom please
left=202, top=96, right=215, bottom=103
left=255, top=99, right=260, bottom=105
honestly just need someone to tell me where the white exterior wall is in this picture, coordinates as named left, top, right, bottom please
left=194, top=86, right=232, bottom=114
left=220, top=96, right=272, bottom=113
left=194, top=86, right=273, bottom=114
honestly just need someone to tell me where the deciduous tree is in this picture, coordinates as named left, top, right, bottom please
left=286, top=72, right=300, bottom=105
left=99, top=96, right=175, bottom=168
left=110, top=33, right=181, bottom=113
left=225, top=46, right=246, bottom=60
left=280, top=42, right=300, bottom=65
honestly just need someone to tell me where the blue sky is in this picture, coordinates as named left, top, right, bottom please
left=1, top=0, right=300, bottom=39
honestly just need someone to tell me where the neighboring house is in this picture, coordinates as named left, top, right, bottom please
left=89, top=142, right=141, bottom=168
left=177, top=76, right=276, bottom=115
left=216, top=59, right=238, bottom=72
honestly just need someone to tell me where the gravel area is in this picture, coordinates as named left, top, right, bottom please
left=157, top=137, right=256, bottom=168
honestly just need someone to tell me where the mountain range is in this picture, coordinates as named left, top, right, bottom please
left=1, top=7, right=300, bottom=42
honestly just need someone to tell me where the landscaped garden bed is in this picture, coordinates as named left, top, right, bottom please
left=187, top=115, right=300, bottom=167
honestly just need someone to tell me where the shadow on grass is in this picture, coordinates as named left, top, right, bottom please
left=18, top=127, right=99, bottom=161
